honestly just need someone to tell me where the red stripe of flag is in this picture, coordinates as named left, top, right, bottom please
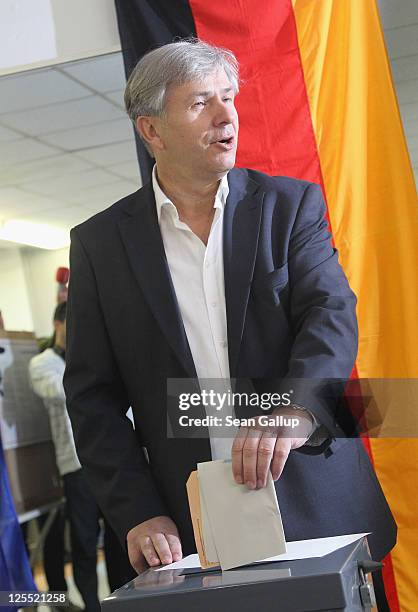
left=190, top=0, right=322, bottom=182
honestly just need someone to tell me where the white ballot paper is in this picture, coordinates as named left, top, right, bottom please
left=197, top=459, right=287, bottom=570
left=156, top=532, right=370, bottom=571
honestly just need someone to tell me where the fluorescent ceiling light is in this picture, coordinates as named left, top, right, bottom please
left=0, top=219, right=70, bottom=250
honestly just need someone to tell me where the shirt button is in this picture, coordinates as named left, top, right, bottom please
left=220, top=340, right=228, bottom=348
left=205, top=260, right=211, bottom=267
left=211, top=302, right=217, bottom=308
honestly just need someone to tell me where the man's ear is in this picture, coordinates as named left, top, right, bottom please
left=136, top=116, right=165, bottom=153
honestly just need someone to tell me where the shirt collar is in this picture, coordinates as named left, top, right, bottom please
left=152, top=164, right=229, bottom=223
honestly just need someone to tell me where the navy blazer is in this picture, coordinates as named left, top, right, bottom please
left=64, top=168, right=396, bottom=561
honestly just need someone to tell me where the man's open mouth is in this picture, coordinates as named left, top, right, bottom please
left=217, top=136, right=234, bottom=145
left=211, top=136, right=235, bottom=148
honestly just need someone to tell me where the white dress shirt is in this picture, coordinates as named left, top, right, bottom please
left=152, top=166, right=237, bottom=459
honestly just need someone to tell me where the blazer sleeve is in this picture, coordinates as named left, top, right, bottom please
left=282, top=183, right=358, bottom=440
left=64, top=228, right=168, bottom=546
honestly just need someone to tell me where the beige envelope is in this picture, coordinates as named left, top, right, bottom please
left=186, top=470, right=219, bottom=569
left=196, top=460, right=287, bottom=570
left=200, top=475, right=219, bottom=563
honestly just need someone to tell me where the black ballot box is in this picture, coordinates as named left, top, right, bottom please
left=101, top=536, right=378, bottom=612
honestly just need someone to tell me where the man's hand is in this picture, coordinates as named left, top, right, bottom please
left=127, top=515, right=182, bottom=574
left=231, top=408, right=314, bottom=489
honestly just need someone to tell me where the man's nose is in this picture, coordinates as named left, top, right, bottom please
left=212, top=98, right=236, bottom=126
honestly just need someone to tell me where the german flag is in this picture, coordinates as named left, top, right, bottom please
left=115, top=1, right=418, bottom=608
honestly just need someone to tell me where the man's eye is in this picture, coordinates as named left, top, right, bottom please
left=193, top=101, right=205, bottom=107
left=223, top=97, right=233, bottom=102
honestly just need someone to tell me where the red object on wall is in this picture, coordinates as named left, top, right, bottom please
left=56, top=267, right=69, bottom=303
left=56, top=267, right=69, bottom=285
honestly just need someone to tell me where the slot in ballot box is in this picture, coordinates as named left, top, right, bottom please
left=102, top=536, right=377, bottom=612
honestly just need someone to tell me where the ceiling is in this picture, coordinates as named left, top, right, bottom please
left=0, top=0, right=416, bottom=250
left=0, top=52, right=140, bottom=247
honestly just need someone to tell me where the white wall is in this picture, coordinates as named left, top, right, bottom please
left=0, top=0, right=121, bottom=77
left=21, top=246, right=70, bottom=338
left=0, top=248, right=34, bottom=331
left=0, top=245, right=70, bottom=337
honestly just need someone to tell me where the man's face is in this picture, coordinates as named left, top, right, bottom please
left=155, top=68, right=239, bottom=179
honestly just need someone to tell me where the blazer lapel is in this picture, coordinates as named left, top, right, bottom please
left=224, top=169, right=264, bottom=377
left=118, top=183, right=197, bottom=378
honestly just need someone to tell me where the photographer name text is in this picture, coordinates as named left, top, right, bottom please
left=178, top=414, right=300, bottom=428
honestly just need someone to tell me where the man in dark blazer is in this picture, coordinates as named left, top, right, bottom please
left=64, top=39, right=396, bottom=602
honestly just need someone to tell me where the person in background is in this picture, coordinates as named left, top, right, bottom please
left=37, top=267, right=69, bottom=353
left=29, top=302, right=135, bottom=608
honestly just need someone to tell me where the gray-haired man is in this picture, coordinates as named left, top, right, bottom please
left=64, top=39, right=395, bottom=604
